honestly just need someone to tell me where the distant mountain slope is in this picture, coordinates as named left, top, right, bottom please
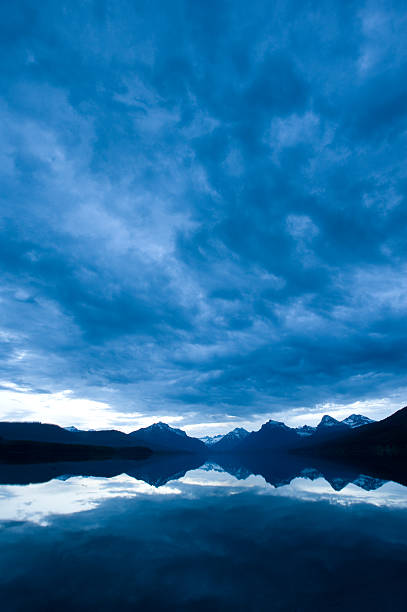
left=129, top=422, right=207, bottom=453
left=210, top=428, right=250, bottom=452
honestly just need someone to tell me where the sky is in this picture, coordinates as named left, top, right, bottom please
left=1, top=0, right=407, bottom=435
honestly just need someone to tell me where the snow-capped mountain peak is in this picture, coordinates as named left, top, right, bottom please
left=208, top=427, right=250, bottom=450
left=263, top=419, right=289, bottom=430
left=228, top=427, right=250, bottom=438
left=141, top=422, right=187, bottom=437
left=215, top=428, right=250, bottom=443
left=151, top=422, right=170, bottom=430
left=341, top=414, right=375, bottom=428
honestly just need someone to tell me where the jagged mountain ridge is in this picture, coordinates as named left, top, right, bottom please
left=207, top=414, right=375, bottom=452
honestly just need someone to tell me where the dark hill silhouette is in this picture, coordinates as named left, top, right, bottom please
left=0, top=438, right=152, bottom=463
left=0, top=422, right=133, bottom=447
left=0, top=422, right=78, bottom=444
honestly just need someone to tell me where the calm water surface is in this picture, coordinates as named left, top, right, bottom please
left=0, top=456, right=407, bottom=611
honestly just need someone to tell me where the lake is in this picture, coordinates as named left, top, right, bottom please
left=0, top=455, right=406, bottom=611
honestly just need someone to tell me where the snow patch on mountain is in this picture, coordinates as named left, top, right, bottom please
left=140, top=422, right=188, bottom=437
left=227, top=427, right=250, bottom=439
left=317, top=415, right=342, bottom=428
left=263, top=420, right=290, bottom=430
left=296, top=425, right=317, bottom=437
left=200, top=434, right=224, bottom=446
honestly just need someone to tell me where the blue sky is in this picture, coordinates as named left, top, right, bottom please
left=1, top=0, right=407, bottom=434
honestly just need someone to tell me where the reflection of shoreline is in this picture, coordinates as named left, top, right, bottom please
left=0, top=452, right=405, bottom=493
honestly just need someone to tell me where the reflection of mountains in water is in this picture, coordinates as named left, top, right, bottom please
left=0, top=453, right=398, bottom=492
left=211, top=454, right=390, bottom=492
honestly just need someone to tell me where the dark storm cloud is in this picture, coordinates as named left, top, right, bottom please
left=1, top=0, right=407, bottom=425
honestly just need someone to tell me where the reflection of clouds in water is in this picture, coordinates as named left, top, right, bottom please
left=0, top=476, right=181, bottom=525
left=179, top=468, right=266, bottom=489
left=0, top=470, right=269, bottom=526
left=261, top=477, right=407, bottom=508
left=1, top=467, right=407, bottom=525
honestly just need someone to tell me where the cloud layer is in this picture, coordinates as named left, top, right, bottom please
left=1, top=1, right=407, bottom=430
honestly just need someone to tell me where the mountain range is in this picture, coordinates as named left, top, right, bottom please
left=202, top=413, right=376, bottom=452
left=0, top=408, right=406, bottom=459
